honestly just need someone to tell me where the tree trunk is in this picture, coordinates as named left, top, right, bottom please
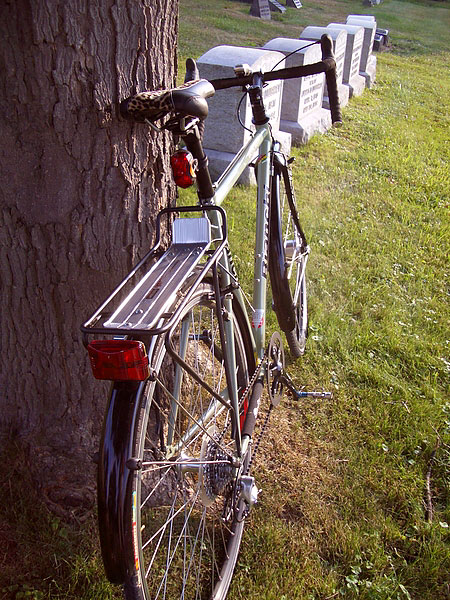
left=0, top=0, right=179, bottom=517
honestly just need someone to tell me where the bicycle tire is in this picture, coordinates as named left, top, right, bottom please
left=122, top=282, right=255, bottom=600
left=269, top=156, right=308, bottom=358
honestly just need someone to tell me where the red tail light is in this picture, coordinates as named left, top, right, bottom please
left=170, top=150, right=196, bottom=188
left=87, top=340, right=150, bottom=381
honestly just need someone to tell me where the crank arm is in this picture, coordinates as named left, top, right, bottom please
left=278, top=372, right=333, bottom=400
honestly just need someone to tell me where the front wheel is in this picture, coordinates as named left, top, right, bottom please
left=269, top=158, right=308, bottom=358
left=124, top=283, right=254, bottom=600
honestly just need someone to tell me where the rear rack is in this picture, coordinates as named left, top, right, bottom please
left=81, top=205, right=227, bottom=342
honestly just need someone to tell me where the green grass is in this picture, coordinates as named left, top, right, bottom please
left=2, top=1, right=449, bottom=599
left=178, top=0, right=450, bottom=69
left=178, top=2, right=450, bottom=599
left=0, top=444, right=123, bottom=600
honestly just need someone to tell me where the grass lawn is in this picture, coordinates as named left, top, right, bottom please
left=1, top=1, right=448, bottom=599
left=180, top=2, right=450, bottom=599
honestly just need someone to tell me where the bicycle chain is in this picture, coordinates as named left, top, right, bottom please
left=244, top=403, right=273, bottom=476
left=241, top=344, right=276, bottom=477
left=214, top=347, right=269, bottom=449
left=205, top=340, right=277, bottom=478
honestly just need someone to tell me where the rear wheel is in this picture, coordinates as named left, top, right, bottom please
left=124, top=283, right=254, bottom=600
left=269, top=160, right=308, bottom=358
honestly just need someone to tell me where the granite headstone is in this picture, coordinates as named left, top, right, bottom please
left=262, top=38, right=331, bottom=144
left=197, top=45, right=291, bottom=183
left=250, top=0, right=271, bottom=19
left=268, top=0, right=286, bottom=13
left=347, top=15, right=377, bottom=87
left=327, top=23, right=366, bottom=97
left=299, top=26, right=350, bottom=108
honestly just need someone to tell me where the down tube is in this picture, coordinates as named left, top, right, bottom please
left=252, top=134, right=272, bottom=359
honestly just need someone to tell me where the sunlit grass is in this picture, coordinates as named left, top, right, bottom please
left=178, top=3, right=450, bottom=599
left=2, top=1, right=448, bottom=598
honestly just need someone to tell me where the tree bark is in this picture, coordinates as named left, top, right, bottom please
left=0, top=0, right=179, bottom=517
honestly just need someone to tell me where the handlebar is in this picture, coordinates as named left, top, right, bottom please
left=120, top=35, right=342, bottom=128
left=209, top=34, right=342, bottom=126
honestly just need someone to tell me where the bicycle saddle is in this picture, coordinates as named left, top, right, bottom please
left=120, top=79, right=215, bottom=123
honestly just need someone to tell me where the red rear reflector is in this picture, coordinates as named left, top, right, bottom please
left=87, top=340, right=150, bottom=381
left=170, top=150, right=196, bottom=188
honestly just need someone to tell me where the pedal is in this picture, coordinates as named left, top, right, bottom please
left=279, top=368, right=333, bottom=400
left=291, top=389, right=333, bottom=400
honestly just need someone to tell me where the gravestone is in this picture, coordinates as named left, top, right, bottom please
left=346, top=14, right=375, bottom=21
left=299, top=26, right=350, bottom=109
left=250, top=0, right=271, bottom=19
left=327, top=23, right=366, bottom=97
left=372, top=33, right=383, bottom=52
left=268, top=0, right=286, bottom=13
left=262, top=38, right=331, bottom=144
left=286, top=0, right=302, bottom=7
left=376, top=28, right=389, bottom=45
left=346, top=15, right=377, bottom=87
left=197, top=45, right=291, bottom=184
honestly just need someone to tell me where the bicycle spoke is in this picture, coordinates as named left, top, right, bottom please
left=125, top=284, right=253, bottom=599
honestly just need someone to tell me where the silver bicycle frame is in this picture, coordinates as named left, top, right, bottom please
left=197, top=122, right=274, bottom=456
left=208, top=123, right=272, bottom=356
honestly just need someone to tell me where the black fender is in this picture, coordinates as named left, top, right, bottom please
left=97, top=380, right=144, bottom=584
left=269, top=153, right=296, bottom=333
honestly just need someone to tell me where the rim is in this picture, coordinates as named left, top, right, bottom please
left=133, top=290, right=251, bottom=599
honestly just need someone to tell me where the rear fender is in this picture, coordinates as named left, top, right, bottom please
left=97, top=380, right=145, bottom=584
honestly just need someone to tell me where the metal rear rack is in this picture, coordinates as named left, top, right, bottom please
left=81, top=205, right=227, bottom=341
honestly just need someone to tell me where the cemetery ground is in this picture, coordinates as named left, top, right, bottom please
left=1, top=1, right=448, bottom=599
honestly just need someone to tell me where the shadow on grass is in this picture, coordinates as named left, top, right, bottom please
left=0, top=442, right=120, bottom=600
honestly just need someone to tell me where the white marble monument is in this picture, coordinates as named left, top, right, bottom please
left=197, top=45, right=291, bottom=184
left=299, top=26, right=350, bottom=109
left=262, top=38, right=331, bottom=144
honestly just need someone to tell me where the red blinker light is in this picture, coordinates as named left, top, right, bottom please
left=87, top=340, right=150, bottom=381
left=170, top=150, right=196, bottom=188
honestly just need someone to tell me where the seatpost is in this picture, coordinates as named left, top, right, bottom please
left=182, top=126, right=215, bottom=203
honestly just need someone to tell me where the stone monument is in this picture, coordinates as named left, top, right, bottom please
left=346, top=14, right=375, bottom=21
left=197, top=45, right=291, bottom=183
left=327, top=23, right=366, bottom=97
left=346, top=15, right=377, bottom=87
left=250, top=0, right=271, bottom=19
left=268, top=0, right=286, bottom=13
left=262, top=38, right=331, bottom=144
left=299, top=26, right=350, bottom=108
left=286, top=0, right=302, bottom=7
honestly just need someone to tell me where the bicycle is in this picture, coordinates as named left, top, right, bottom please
left=81, top=34, right=341, bottom=600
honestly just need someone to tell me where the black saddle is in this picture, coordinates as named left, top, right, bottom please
left=120, top=79, right=215, bottom=123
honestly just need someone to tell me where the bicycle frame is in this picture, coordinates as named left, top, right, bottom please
left=177, top=119, right=274, bottom=463
left=202, top=123, right=273, bottom=355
